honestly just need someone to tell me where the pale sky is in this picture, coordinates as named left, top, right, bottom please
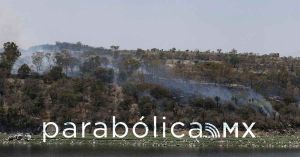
left=0, top=0, right=300, bottom=56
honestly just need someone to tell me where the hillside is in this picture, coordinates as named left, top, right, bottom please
left=0, top=42, right=300, bottom=133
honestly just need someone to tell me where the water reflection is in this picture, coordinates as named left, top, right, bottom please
left=0, top=145, right=299, bottom=157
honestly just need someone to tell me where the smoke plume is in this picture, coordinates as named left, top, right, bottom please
left=0, top=5, right=23, bottom=47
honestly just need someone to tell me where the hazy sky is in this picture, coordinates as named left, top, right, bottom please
left=0, top=0, right=300, bottom=56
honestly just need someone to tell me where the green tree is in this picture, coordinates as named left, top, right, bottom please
left=0, top=42, right=21, bottom=76
left=229, top=54, right=240, bottom=68
left=120, top=58, right=140, bottom=75
left=58, top=90, right=80, bottom=107
left=80, top=56, right=101, bottom=74
left=45, top=52, right=52, bottom=68
left=117, top=58, right=140, bottom=83
left=32, top=52, right=44, bottom=72
left=17, top=64, right=31, bottom=78
left=54, top=50, right=72, bottom=74
left=93, top=67, right=114, bottom=83
left=45, top=66, right=65, bottom=81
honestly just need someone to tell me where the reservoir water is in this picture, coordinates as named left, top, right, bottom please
left=0, top=145, right=299, bottom=157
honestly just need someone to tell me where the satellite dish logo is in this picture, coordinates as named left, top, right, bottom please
left=199, top=122, right=256, bottom=139
left=204, top=123, right=221, bottom=138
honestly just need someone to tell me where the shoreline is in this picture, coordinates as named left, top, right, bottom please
left=1, top=133, right=300, bottom=150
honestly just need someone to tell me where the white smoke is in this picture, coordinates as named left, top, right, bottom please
left=0, top=5, right=23, bottom=47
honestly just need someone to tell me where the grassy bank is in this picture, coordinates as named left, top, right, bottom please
left=0, top=133, right=300, bottom=149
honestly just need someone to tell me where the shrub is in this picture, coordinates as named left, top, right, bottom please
left=17, top=64, right=31, bottom=78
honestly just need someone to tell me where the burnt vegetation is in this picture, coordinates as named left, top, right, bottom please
left=0, top=41, right=300, bottom=133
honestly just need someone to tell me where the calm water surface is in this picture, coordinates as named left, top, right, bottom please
left=0, top=145, right=299, bottom=157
